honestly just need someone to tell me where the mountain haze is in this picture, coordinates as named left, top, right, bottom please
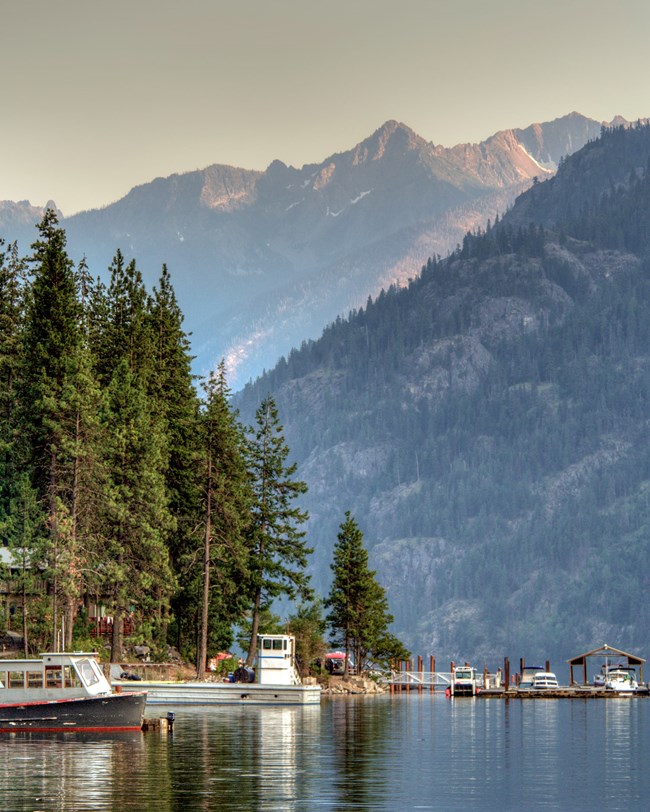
left=236, top=122, right=650, bottom=670
left=1, top=112, right=607, bottom=384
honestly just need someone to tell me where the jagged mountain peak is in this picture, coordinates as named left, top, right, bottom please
left=349, top=120, right=430, bottom=165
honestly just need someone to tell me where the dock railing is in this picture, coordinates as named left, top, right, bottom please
left=387, top=668, right=503, bottom=692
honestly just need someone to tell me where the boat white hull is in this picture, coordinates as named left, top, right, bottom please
left=115, top=680, right=321, bottom=706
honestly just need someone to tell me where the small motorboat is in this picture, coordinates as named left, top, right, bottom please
left=0, top=651, right=146, bottom=732
left=605, top=667, right=638, bottom=693
left=531, top=672, right=559, bottom=690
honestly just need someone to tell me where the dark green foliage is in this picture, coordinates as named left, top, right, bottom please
left=244, top=396, right=311, bottom=663
left=0, top=217, right=315, bottom=664
left=287, top=599, right=327, bottom=676
left=326, top=512, right=408, bottom=672
left=0, top=240, right=26, bottom=524
left=195, top=362, right=252, bottom=676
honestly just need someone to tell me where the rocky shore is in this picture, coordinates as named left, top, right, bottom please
left=319, top=675, right=388, bottom=695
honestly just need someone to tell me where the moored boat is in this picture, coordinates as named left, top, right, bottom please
left=449, top=665, right=478, bottom=696
left=114, top=634, right=321, bottom=706
left=531, top=672, right=559, bottom=690
left=0, top=652, right=146, bottom=732
left=605, top=666, right=638, bottom=693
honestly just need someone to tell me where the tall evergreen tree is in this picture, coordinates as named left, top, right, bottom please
left=21, top=210, right=83, bottom=649
left=102, top=359, right=173, bottom=661
left=98, top=250, right=173, bottom=660
left=326, top=512, right=406, bottom=672
left=0, top=240, right=26, bottom=526
left=244, top=396, right=311, bottom=665
left=196, top=361, right=251, bottom=677
left=148, top=265, right=201, bottom=652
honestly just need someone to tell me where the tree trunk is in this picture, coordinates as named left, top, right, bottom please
left=246, top=587, right=261, bottom=666
left=197, top=460, right=212, bottom=680
left=111, top=606, right=124, bottom=663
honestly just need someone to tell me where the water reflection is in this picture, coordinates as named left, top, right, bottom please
left=2, top=697, right=650, bottom=810
left=0, top=731, right=145, bottom=810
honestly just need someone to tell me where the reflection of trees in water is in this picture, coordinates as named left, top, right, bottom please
left=330, top=698, right=393, bottom=808
left=0, top=732, right=147, bottom=811
left=145, top=706, right=321, bottom=810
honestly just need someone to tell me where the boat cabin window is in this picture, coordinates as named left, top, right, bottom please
left=63, top=665, right=82, bottom=688
left=261, top=638, right=286, bottom=651
left=27, top=671, right=43, bottom=688
left=75, top=658, right=100, bottom=687
left=45, top=666, right=63, bottom=688
left=9, top=671, right=25, bottom=689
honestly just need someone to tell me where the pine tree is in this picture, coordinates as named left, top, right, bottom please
left=98, top=252, right=172, bottom=660
left=287, top=599, right=327, bottom=676
left=148, top=265, right=201, bottom=652
left=6, top=473, right=47, bottom=656
left=21, top=210, right=83, bottom=649
left=244, top=396, right=311, bottom=664
left=196, top=361, right=251, bottom=677
left=326, top=511, right=406, bottom=673
left=102, top=359, right=173, bottom=661
left=0, top=240, right=26, bottom=525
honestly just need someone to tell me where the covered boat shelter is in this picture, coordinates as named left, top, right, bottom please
left=567, top=644, right=645, bottom=685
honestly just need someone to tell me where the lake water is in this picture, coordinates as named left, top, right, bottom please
left=1, top=693, right=649, bottom=811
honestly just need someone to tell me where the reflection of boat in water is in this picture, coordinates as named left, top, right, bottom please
left=0, top=652, right=146, bottom=732
left=116, top=635, right=321, bottom=706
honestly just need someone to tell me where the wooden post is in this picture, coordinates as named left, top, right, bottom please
left=418, top=655, right=423, bottom=693
left=545, top=660, right=550, bottom=673
left=504, top=658, right=510, bottom=693
left=430, top=655, right=435, bottom=693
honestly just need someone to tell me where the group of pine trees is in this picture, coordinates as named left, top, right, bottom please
left=0, top=211, right=406, bottom=674
left=0, top=211, right=315, bottom=668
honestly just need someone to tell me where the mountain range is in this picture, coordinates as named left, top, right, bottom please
left=235, top=121, right=650, bottom=670
left=1, top=112, right=610, bottom=385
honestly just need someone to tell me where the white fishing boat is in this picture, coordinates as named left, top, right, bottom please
left=114, top=634, right=321, bottom=706
left=605, top=666, right=638, bottom=693
left=0, top=651, right=146, bottom=732
left=450, top=665, right=479, bottom=696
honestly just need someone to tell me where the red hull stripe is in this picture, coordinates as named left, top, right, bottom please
left=0, top=725, right=141, bottom=733
left=0, top=692, right=146, bottom=709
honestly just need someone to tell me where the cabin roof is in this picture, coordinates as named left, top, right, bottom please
left=567, top=643, right=645, bottom=667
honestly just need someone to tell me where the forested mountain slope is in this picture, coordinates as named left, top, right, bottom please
left=237, top=123, right=650, bottom=668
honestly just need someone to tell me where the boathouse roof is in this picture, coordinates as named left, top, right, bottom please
left=567, top=643, right=645, bottom=667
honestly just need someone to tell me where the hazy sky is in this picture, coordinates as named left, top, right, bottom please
left=2, top=0, right=649, bottom=215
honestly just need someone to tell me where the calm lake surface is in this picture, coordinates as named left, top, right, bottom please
left=1, top=693, right=649, bottom=811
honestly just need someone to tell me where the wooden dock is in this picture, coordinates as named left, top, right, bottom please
left=387, top=655, right=650, bottom=698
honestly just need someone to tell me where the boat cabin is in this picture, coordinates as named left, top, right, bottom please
left=256, top=634, right=301, bottom=685
left=0, top=652, right=112, bottom=702
left=451, top=665, right=478, bottom=696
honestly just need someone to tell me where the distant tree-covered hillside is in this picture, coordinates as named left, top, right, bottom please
left=236, top=123, right=650, bottom=671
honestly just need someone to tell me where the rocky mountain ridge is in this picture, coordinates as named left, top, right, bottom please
left=1, top=112, right=615, bottom=384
